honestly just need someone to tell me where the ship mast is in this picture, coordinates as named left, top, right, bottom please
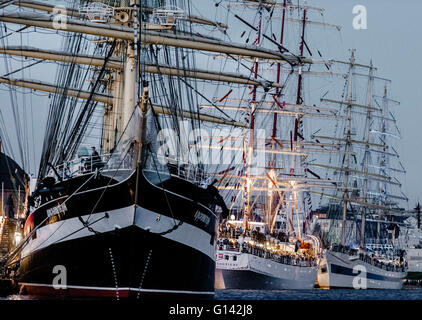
left=243, top=3, right=263, bottom=231
left=267, top=0, right=287, bottom=234
left=341, top=49, right=355, bottom=246
left=360, top=60, right=374, bottom=248
left=287, top=6, right=307, bottom=240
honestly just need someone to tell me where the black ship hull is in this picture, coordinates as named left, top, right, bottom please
left=19, top=223, right=214, bottom=299
left=11, top=167, right=219, bottom=299
left=219, top=269, right=287, bottom=290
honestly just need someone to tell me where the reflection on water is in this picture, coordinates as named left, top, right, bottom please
left=215, top=288, right=422, bottom=300
left=0, top=295, right=39, bottom=300
left=2, top=289, right=422, bottom=300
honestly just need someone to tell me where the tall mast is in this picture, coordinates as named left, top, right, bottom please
left=341, top=49, right=355, bottom=246
left=360, top=60, right=374, bottom=248
left=122, top=41, right=137, bottom=134
left=243, top=4, right=263, bottom=230
left=101, top=1, right=139, bottom=154
left=380, top=84, right=389, bottom=209
left=296, top=8, right=306, bottom=105
left=377, top=84, right=389, bottom=241
left=267, top=0, right=287, bottom=233
left=272, top=0, right=287, bottom=139
left=289, top=7, right=307, bottom=239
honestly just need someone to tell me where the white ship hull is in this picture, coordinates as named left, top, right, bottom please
left=318, top=250, right=406, bottom=289
left=216, top=250, right=318, bottom=290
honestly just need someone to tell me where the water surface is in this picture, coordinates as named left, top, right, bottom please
left=215, top=288, right=422, bottom=300
left=2, top=288, right=422, bottom=300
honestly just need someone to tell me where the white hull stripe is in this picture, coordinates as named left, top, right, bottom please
left=22, top=206, right=215, bottom=260
left=19, top=283, right=214, bottom=295
left=134, top=206, right=215, bottom=260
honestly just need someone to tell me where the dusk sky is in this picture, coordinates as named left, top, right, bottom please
left=314, top=0, right=422, bottom=209
left=0, top=0, right=420, bottom=209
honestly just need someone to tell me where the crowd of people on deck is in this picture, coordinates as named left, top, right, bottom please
left=332, top=244, right=407, bottom=272
left=217, top=224, right=317, bottom=268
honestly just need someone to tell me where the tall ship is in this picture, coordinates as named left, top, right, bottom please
left=0, top=0, right=304, bottom=298
left=313, top=50, right=408, bottom=289
left=216, top=220, right=320, bottom=290
left=211, top=0, right=346, bottom=290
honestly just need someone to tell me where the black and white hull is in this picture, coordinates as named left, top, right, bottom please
left=318, top=250, right=406, bottom=290
left=10, top=168, right=219, bottom=299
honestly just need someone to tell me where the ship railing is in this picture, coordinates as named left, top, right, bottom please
left=171, top=163, right=206, bottom=185
left=152, top=5, right=187, bottom=27
left=79, top=2, right=115, bottom=22
left=332, top=245, right=406, bottom=272
left=84, top=0, right=129, bottom=8
left=54, top=152, right=133, bottom=180
left=365, top=238, right=394, bottom=251
left=219, top=229, right=287, bottom=243
left=150, top=154, right=206, bottom=185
